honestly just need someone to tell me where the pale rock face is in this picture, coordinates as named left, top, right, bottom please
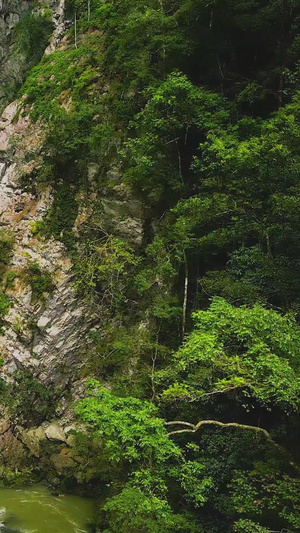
left=0, top=0, right=144, bottom=425
left=0, top=96, right=95, bottom=389
left=18, top=426, right=47, bottom=457
left=45, top=0, right=66, bottom=55
left=76, top=167, right=145, bottom=247
left=0, top=0, right=97, bottom=461
left=45, top=422, right=67, bottom=443
left=50, top=450, right=77, bottom=472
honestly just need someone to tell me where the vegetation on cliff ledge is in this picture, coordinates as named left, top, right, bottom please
left=6, top=0, right=300, bottom=531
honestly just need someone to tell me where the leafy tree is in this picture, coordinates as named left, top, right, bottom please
left=74, top=235, right=138, bottom=305
left=125, top=72, right=229, bottom=202
left=75, top=381, right=181, bottom=467
left=101, top=487, right=199, bottom=533
left=161, top=298, right=300, bottom=410
left=168, top=96, right=300, bottom=312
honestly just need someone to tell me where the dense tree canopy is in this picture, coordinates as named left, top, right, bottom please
left=10, top=0, right=300, bottom=531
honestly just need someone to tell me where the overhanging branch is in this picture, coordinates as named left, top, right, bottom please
left=166, top=419, right=270, bottom=438
left=165, top=419, right=300, bottom=475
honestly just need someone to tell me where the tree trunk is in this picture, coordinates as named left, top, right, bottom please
left=182, top=252, right=188, bottom=338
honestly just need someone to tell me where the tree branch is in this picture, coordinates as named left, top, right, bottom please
left=165, top=420, right=196, bottom=429
left=191, top=385, right=247, bottom=401
left=182, top=251, right=188, bottom=338
left=166, top=419, right=270, bottom=438
left=168, top=429, right=195, bottom=436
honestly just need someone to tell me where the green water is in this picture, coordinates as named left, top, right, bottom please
left=0, top=485, right=95, bottom=532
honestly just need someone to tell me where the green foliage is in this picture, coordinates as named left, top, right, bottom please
left=44, top=184, right=78, bottom=249
left=230, top=471, right=300, bottom=530
left=19, top=37, right=107, bottom=204
left=4, top=270, right=19, bottom=291
left=125, top=72, right=229, bottom=202
left=20, top=43, right=101, bottom=122
left=161, top=298, right=300, bottom=410
left=101, top=487, right=199, bottom=533
left=168, top=95, right=300, bottom=311
left=74, top=235, right=138, bottom=304
left=85, top=323, right=167, bottom=398
left=0, top=231, right=15, bottom=329
left=201, top=246, right=300, bottom=307
left=14, top=7, right=54, bottom=65
left=0, top=230, right=15, bottom=269
left=0, top=292, right=11, bottom=321
left=75, top=382, right=209, bottom=529
left=233, top=519, right=271, bottom=532
left=13, top=0, right=300, bottom=530
left=188, top=427, right=300, bottom=532
left=76, top=381, right=180, bottom=466
left=9, top=370, right=58, bottom=426
left=170, top=461, right=213, bottom=508
left=24, top=262, right=54, bottom=302
left=75, top=378, right=300, bottom=532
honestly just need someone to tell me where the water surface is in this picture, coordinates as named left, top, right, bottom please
left=0, top=485, right=94, bottom=532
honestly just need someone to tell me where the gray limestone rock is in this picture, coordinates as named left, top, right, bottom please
left=50, top=450, right=76, bottom=472
left=18, top=426, right=46, bottom=457
left=45, top=422, right=67, bottom=443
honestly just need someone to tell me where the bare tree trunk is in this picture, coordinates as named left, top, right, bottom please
left=175, top=138, right=184, bottom=186
left=151, top=324, right=160, bottom=401
left=74, top=10, right=78, bottom=49
left=182, top=252, right=188, bottom=338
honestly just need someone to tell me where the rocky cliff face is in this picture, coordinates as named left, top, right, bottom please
left=0, top=0, right=65, bottom=111
left=0, top=0, right=146, bottom=479
left=0, top=0, right=95, bottom=477
left=0, top=0, right=29, bottom=109
left=0, top=0, right=95, bottom=389
left=0, top=110, right=99, bottom=392
left=0, top=93, right=144, bottom=478
left=0, top=0, right=144, bottom=389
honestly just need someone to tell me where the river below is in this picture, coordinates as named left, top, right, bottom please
left=0, top=484, right=95, bottom=532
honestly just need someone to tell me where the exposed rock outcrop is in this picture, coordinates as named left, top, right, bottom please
left=0, top=1, right=145, bottom=481
left=0, top=0, right=65, bottom=111
left=0, top=0, right=29, bottom=109
left=45, top=422, right=67, bottom=443
left=0, top=99, right=96, bottom=386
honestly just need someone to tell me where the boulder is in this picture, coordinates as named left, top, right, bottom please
left=50, top=451, right=76, bottom=473
left=45, top=423, right=67, bottom=443
left=19, top=426, right=46, bottom=457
